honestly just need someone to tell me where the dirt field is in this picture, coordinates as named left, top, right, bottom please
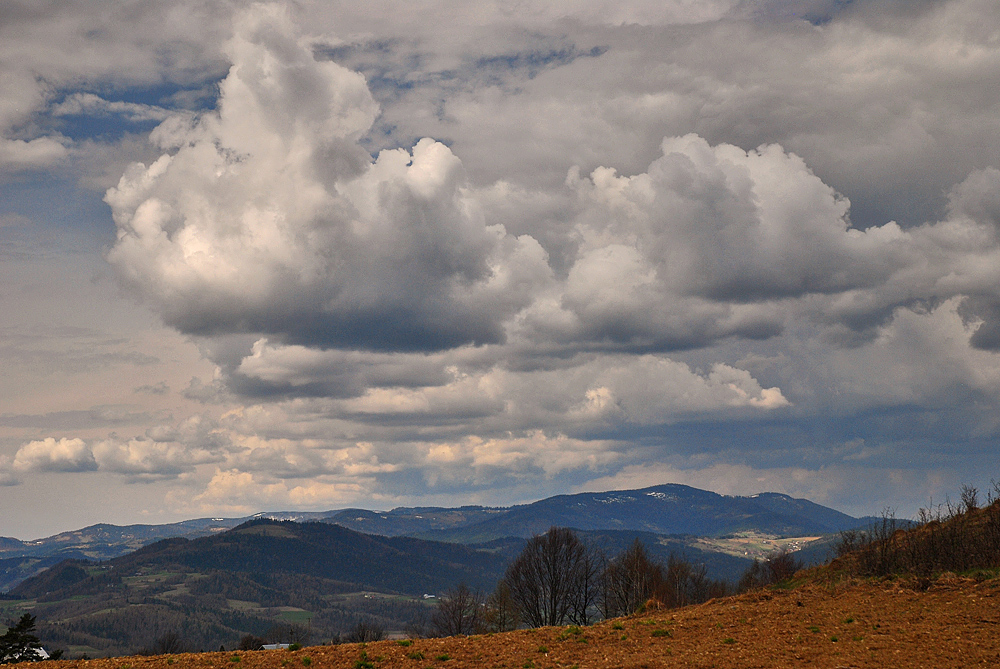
left=21, top=575, right=1000, bottom=669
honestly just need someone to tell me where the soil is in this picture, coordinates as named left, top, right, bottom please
left=20, top=575, right=1000, bottom=669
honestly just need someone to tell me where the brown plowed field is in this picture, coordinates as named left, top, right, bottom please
left=20, top=576, right=1000, bottom=669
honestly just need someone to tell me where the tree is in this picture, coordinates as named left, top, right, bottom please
left=0, top=614, right=43, bottom=664
left=340, top=620, right=384, bottom=643
left=501, top=527, right=597, bottom=628
left=238, top=634, right=265, bottom=651
left=567, top=545, right=602, bottom=626
left=431, top=583, right=483, bottom=637
left=483, top=582, right=519, bottom=632
left=265, top=622, right=310, bottom=646
left=600, top=541, right=730, bottom=613
left=141, top=630, right=185, bottom=656
left=600, top=540, right=662, bottom=618
left=737, top=548, right=802, bottom=592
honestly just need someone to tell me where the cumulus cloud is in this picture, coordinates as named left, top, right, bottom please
left=0, top=455, right=20, bottom=486
left=230, top=345, right=789, bottom=439
left=12, top=437, right=97, bottom=473
left=107, top=4, right=551, bottom=352
left=91, top=437, right=210, bottom=481
left=8, top=0, right=1000, bottom=525
left=98, top=4, right=1000, bottom=507
left=107, top=23, right=1000, bottom=368
left=1, top=414, right=232, bottom=485
left=180, top=468, right=368, bottom=515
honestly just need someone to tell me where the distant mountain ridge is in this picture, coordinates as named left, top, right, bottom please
left=402, top=485, right=863, bottom=543
left=0, top=483, right=866, bottom=590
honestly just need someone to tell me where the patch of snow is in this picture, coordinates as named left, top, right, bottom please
left=597, top=495, right=636, bottom=504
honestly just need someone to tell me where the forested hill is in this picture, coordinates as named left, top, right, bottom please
left=0, top=520, right=515, bottom=656
left=13, top=519, right=508, bottom=600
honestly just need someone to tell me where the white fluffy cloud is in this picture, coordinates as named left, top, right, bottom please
left=107, top=4, right=550, bottom=352
left=106, top=12, right=1000, bottom=365
left=11, top=437, right=96, bottom=473
left=180, top=468, right=369, bottom=515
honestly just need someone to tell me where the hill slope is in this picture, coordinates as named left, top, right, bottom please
left=20, top=575, right=1000, bottom=668
left=2, top=520, right=510, bottom=656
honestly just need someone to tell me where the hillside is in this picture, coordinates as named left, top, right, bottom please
left=0, top=519, right=766, bottom=656
left=13, top=575, right=1000, bottom=668
left=0, top=520, right=510, bottom=656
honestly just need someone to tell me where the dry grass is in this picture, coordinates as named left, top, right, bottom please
left=16, top=573, right=1000, bottom=669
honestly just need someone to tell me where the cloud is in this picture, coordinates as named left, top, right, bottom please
left=232, top=348, right=789, bottom=436
left=0, top=1, right=232, bottom=172
left=106, top=4, right=551, bottom=353
left=134, top=382, right=169, bottom=396
left=0, top=137, right=68, bottom=170
left=96, top=5, right=1000, bottom=505
left=2, top=415, right=231, bottom=484
left=233, top=339, right=453, bottom=398
left=106, top=24, right=1000, bottom=369
left=91, top=437, right=204, bottom=481
left=7, top=0, right=1000, bottom=526
left=0, top=455, right=20, bottom=486
left=51, top=93, right=175, bottom=123
left=181, top=468, right=368, bottom=515
left=12, top=437, right=97, bottom=473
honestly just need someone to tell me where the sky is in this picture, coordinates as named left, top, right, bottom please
left=2, top=0, right=1000, bottom=539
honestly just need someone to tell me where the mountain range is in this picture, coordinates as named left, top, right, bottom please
left=1, top=483, right=864, bottom=554
left=0, top=484, right=870, bottom=593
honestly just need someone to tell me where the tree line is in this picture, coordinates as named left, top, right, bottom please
left=429, top=526, right=799, bottom=636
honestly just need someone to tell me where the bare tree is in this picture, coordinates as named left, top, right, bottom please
left=737, top=548, right=803, bottom=592
left=483, top=582, right=519, bottom=632
left=340, top=620, right=385, bottom=643
left=567, top=546, right=602, bottom=626
left=431, top=583, right=484, bottom=637
left=961, top=485, right=979, bottom=513
left=501, top=527, right=595, bottom=628
left=264, top=622, right=310, bottom=646
left=141, top=631, right=185, bottom=656
left=600, top=540, right=661, bottom=618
